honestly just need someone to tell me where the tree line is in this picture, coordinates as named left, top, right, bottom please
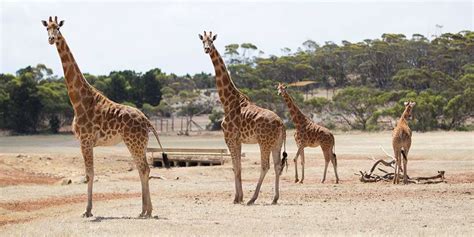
left=0, top=31, right=472, bottom=134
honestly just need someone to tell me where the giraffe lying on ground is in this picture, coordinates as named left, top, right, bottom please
left=277, top=83, right=339, bottom=184
left=199, top=31, right=287, bottom=205
left=392, top=101, right=416, bottom=184
left=41, top=16, right=169, bottom=218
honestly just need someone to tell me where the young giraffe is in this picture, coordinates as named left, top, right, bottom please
left=392, top=101, right=416, bottom=184
left=41, top=16, right=169, bottom=218
left=199, top=31, right=287, bottom=205
left=277, top=83, right=339, bottom=184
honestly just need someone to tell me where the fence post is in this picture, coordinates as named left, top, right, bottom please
left=160, top=118, right=163, bottom=132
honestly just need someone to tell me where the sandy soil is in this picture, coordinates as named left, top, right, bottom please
left=0, top=131, right=473, bottom=236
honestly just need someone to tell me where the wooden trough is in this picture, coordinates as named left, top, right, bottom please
left=146, top=148, right=245, bottom=168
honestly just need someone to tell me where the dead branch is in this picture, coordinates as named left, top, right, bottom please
left=413, top=171, right=445, bottom=181
left=357, top=157, right=445, bottom=184
left=379, top=146, right=396, bottom=161
left=369, top=159, right=395, bottom=175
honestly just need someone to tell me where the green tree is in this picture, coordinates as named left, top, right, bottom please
left=207, top=109, right=224, bottom=130
left=8, top=71, right=43, bottom=133
left=333, top=87, right=391, bottom=130
left=107, top=71, right=131, bottom=103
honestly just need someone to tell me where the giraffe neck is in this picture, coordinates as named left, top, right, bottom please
left=209, top=45, right=246, bottom=112
left=398, top=116, right=408, bottom=127
left=55, top=33, right=98, bottom=111
left=281, top=91, right=308, bottom=128
left=400, top=107, right=411, bottom=121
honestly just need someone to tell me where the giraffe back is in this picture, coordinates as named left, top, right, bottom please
left=392, top=119, right=412, bottom=149
left=239, top=102, right=285, bottom=147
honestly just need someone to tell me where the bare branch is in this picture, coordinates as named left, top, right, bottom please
left=379, top=145, right=396, bottom=161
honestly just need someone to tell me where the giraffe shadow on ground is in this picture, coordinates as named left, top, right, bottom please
left=246, top=203, right=304, bottom=207
left=90, top=216, right=168, bottom=223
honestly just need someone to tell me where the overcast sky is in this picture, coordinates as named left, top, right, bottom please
left=1, top=0, right=472, bottom=77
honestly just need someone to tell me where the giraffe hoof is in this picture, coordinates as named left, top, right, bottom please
left=320, top=179, right=326, bottom=184
left=294, top=179, right=299, bottom=183
left=298, top=180, right=304, bottom=184
left=138, top=212, right=152, bottom=218
left=271, top=200, right=278, bottom=205
left=82, top=212, right=93, bottom=218
left=246, top=200, right=255, bottom=206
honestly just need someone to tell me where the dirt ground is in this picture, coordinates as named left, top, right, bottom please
left=0, top=131, right=473, bottom=236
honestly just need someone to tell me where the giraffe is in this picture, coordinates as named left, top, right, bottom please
left=41, top=16, right=169, bottom=218
left=392, top=101, right=416, bottom=184
left=199, top=31, right=287, bottom=205
left=277, top=83, right=339, bottom=184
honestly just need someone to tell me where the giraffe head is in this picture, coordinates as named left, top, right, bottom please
left=277, top=83, right=287, bottom=96
left=198, top=31, right=217, bottom=54
left=41, top=16, right=64, bottom=45
left=402, top=101, right=416, bottom=120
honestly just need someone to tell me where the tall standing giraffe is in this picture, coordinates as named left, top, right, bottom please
left=392, top=101, right=416, bottom=184
left=41, top=16, right=169, bottom=218
left=199, top=31, right=287, bottom=205
left=277, top=83, right=339, bottom=184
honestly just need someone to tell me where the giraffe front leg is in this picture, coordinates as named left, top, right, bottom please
left=81, top=143, right=94, bottom=218
left=227, top=140, right=243, bottom=204
left=299, top=149, right=305, bottom=184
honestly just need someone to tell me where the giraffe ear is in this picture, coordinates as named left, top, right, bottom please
left=212, top=34, right=217, bottom=41
left=198, top=34, right=203, bottom=40
left=42, top=20, right=48, bottom=27
left=410, top=101, right=416, bottom=106
left=58, top=20, right=65, bottom=27
left=404, top=101, right=409, bottom=106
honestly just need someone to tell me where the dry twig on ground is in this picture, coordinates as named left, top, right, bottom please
left=357, top=147, right=446, bottom=184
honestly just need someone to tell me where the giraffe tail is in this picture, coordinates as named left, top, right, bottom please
left=332, top=134, right=337, bottom=167
left=148, top=122, right=170, bottom=169
left=280, top=127, right=288, bottom=174
left=401, top=149, right=407, bottom=161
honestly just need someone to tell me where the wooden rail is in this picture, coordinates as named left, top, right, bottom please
left=146, top=147, right=245, bottom=168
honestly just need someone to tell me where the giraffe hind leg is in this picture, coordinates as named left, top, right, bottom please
left=124, top=131, right=153, bottom=218
left=271, top=147, right=283, bottom=204
left=299, top=149, right=305, bottom=184
left=392, top=148, right=400, bottom=184
left=247, top=147, right=271, bottom=205
left=321, top=148, right=331, bottom=184
left=401, top=149, right=408, bottom=184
